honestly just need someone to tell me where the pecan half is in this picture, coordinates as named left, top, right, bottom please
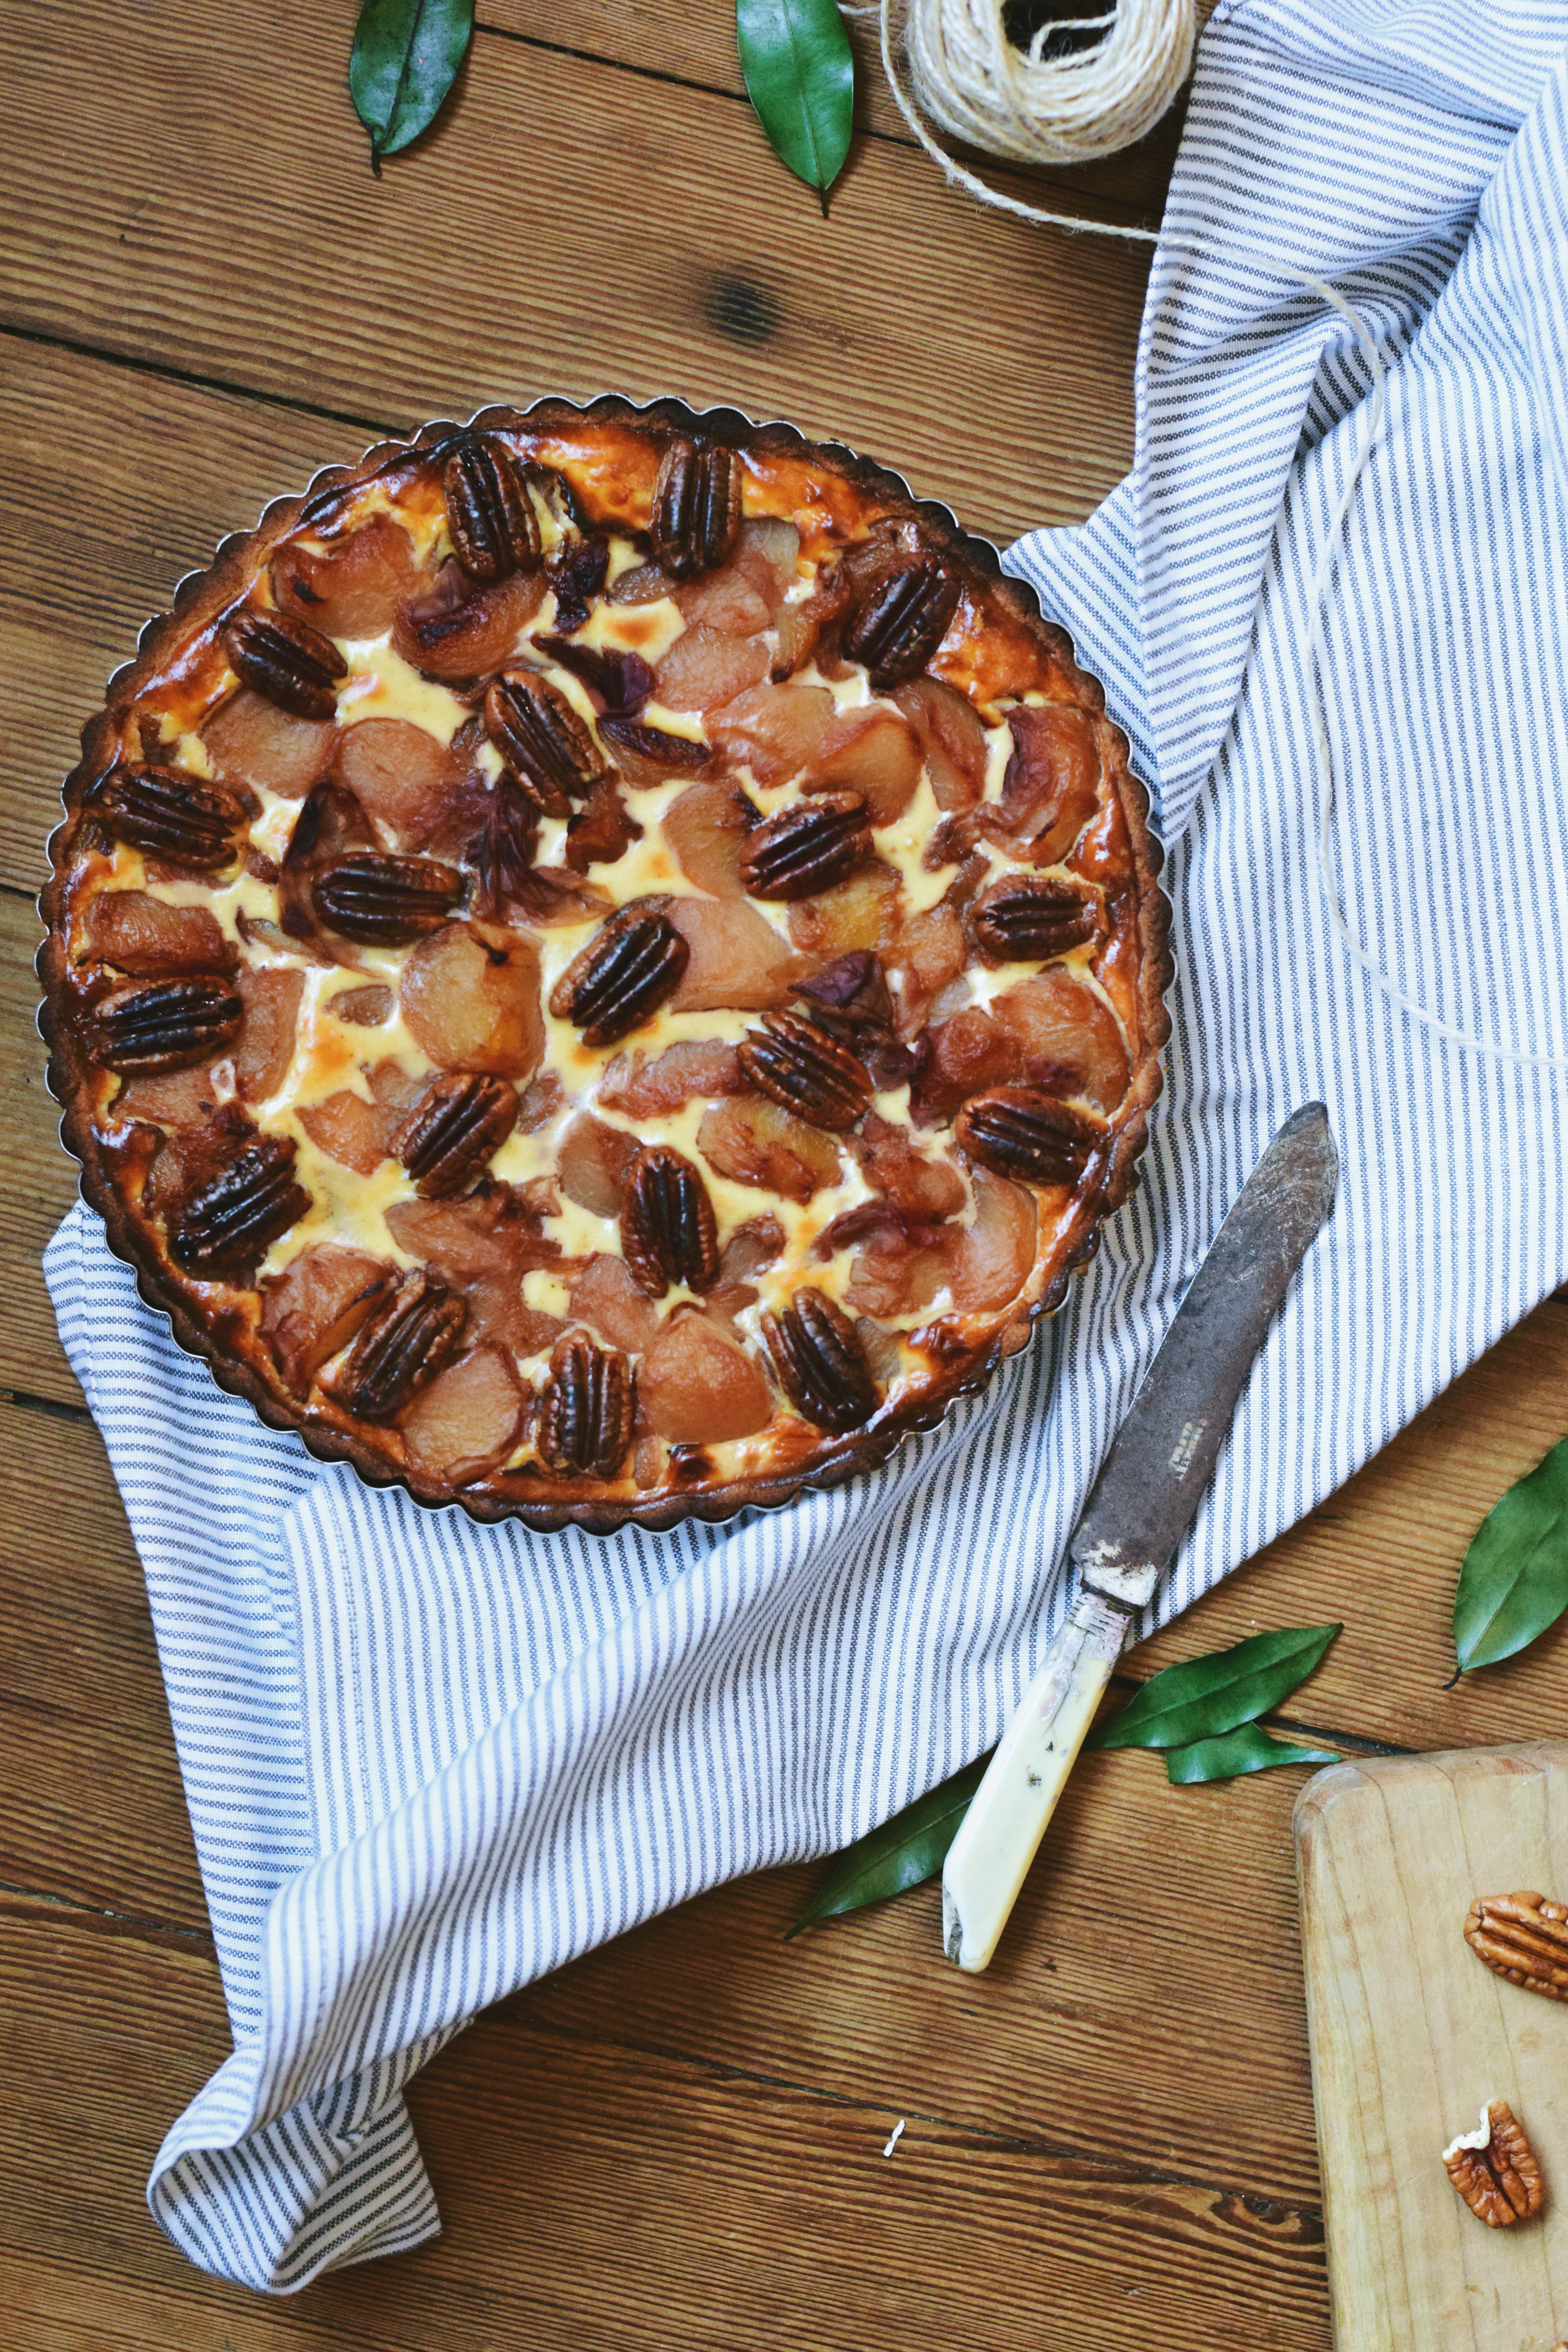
left=842, top=557, right=962, bottom=688
left=169, top=1135, right=309, bottom=1276
left=312, top=852, right=464, bottom=944
left=224, top=609, right=346, bottom=720
left=444, top=439, right=541, bottom=584
left=1443, top=2100, right=1544, bottom=2227
left=956, top=1088, right=1102, bottom=1184
left=969, top=873, right=1102, bottom=963
left=650, top=438, right=742, bottom=581
left=548, top=907, right=690, bottom=1047
left=739, top=794, right=873, bottom=902
left=338, top=1267, right=467, bottom=1421
left=537, top=1331, right=635, bottom=1477
left=1465, top=1891, right=1568, bottom=2000
left=390, top=1073, right=520, bottom=1198
left=621, top=1146, right=719, bottom=1296
left=739, top=1010, right=872, bottom=1133
left=467, top=773, right=540, bottom=921
left=485, top=672, right=607, bottom=818
left=762, top=1286, right=879, bottom=1433
left=91, top=976, right=243, bottom=1073
left=91, top=762, right=249, bottom=870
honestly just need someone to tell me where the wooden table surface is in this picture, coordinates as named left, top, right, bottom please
left=5, top=5, right=1566, bottom=2345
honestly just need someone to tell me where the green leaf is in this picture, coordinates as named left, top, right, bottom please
left=1086, top=1623, right=1341, bottom=1752
left=784, top=1753, right=990, bottom=1938
left=736, top=0, right=854, bottom=211
left=350, top=0, right=474, bottom=170
left=1163, top=1722, right=1339, bottom=1785
left=1453, top=1435, right=1568, bottom=1672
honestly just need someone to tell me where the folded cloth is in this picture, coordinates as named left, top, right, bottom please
left=45, top=0, right=1568, bottom=2290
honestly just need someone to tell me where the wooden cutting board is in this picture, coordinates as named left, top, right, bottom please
left=1296, top=1741, right=1568, bottom=2352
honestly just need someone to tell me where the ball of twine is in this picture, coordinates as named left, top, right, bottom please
left=901, top=0, right=1195, bottom=169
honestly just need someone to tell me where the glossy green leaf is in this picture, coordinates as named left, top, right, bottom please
left=1163, top=1722, right=1339, bottom=1785
left=1085, top=1623, right=1341, bottom=1753
left=784, top=1753, right=990, bottom=1938
left=1453, top=1435, right=1568, bottom=1672
left=736, top=0, right=854, bottom=210
left=349, top=0, right=474, bottom=169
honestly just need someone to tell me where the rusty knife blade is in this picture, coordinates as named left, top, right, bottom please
left=1069, top=1102, right=1339, bottom=1612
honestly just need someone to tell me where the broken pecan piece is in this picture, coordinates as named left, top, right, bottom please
left=740, top=794, right=873, bottom=903
left=650, top=437, right=742, bottom=581
left=956, top=1087, right=1102, bottom=1184
left=1443, top=2100, right=1544, bottom=2227
left=170, top=1135, right=309, bottom=1277
left=1465, top=1891, right=1568, bottom=2000
left=537, top=1331, right=635, bottom=1477
left=91, top=762, right=248, bottom=870
left=549, top=907, right=690, bottom=1047
left=338, top=1267, right=467, bottom=1420
left=224, top=609, right=346, bottom=721
left=391, top=1073, right=520, bottom=1199
left=444, top=439, right=541, bottom=584
left=969, top=873, right=1102, bottom=964
left=620, top=1146, right=719, bottom=1297
left=739, top=1010, right=873, bottom=1133
left=91, top=976, right=243, bottom=1073
left=842, top=557, right=962, bottom=688
left=312, top=853, right=464, bottom=944
left=485, top=672, right=607, bottom=818
left=467, top=773, right=539, bottom=922
left=762, top=1286, right=879, bottom=1434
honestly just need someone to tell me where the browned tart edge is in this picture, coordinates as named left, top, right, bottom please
left=37, top=392, right=1174, bottom=1535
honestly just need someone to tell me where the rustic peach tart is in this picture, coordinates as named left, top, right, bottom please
left=40, top=401, right=1170, bottom=1530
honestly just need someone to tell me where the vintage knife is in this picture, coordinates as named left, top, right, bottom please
left=940, top=1102, right=1339, bottom=1973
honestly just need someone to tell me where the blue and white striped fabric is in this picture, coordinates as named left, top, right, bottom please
left=45, top=0, right=1568, bottom=2289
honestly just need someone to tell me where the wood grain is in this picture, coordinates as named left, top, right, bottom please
left=1296, top=1743, right=1568, bottom=2352
left=2, top=0, right=1149, bottom=548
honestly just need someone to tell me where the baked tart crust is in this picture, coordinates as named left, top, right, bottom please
left=38, top=398, right=1172, bottom=1532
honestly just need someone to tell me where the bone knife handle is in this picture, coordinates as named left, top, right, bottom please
left=940, top=1590, right=1130, bottom=1974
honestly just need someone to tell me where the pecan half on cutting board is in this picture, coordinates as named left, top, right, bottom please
left=1442, top=2100, right=1544, bottom=2227
left=1465, top=1890, right=1568, bottom=1999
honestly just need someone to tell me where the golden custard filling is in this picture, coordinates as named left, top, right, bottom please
left=47, top=414, right=1165, bottom=1522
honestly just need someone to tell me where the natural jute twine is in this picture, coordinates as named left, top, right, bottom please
left=877, top=0, right=1567, bottom=1068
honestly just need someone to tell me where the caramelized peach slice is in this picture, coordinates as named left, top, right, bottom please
left=853, top=1112, right=965, bottom=1220
left=786, top=860, right=902, bottom=960
left=731, top=517, right=800, bottom=610
left=891, top=678, right=989, bottom=811
left=392, top=564, right=546, bottom=681
left=946, top=1167, right=1038, bottom=1313
left=385, top=1185, right=561, bottom=1353
left=597, top=1037, right=742, bottom=1118
left=84, top=889, right=229, bottom=977
left=844, top=1223, right=950, bottom=1319
left=557, top=1112, right=640, bottom=1219
left=668, top=897, right=809, bottom=1012
left=400, top=921, right=544, bottom=1080
left=116, top=1062, right=226, bottom=1129
left=1001, top=703, right=1102, bottom=863
left=991, top=971, right=1129, bottom=1114
left=272, top=514, right=426, bottom=639
left=911, top=1007, right=1021, bottom=1125
left=335, top=719, right=462, bottom=851
left=260, top=1243, right=394, bottom=1395
left=710, top=681, right=835, bottom=788
left=894, top=898, right=967, bottom=1035
left=202, top=688, right=338, bottom=801
left=816, top=707, right=923, bottom=827
left=697, top=1096, right=842, bottom=1205
left=640, top=1311, right=773, bottom=1442
left=232, top=966, right=306, bottom=1101
left=298, top=1088, right=391, bottom=1175
left=402, top=1346, right=526, bottom=1481
left=569, top=1253, right=661, bottom=1352
left=653, top=625, right=769, bottom=712
left=674, top=567, right=772, bottom=637
left=664, top=780, right=757, bottom=898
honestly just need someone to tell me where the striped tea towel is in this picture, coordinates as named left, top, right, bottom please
left=45, top=0, right=1568, bottom=2290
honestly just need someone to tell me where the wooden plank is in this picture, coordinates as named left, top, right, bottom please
left=1296, top=1743, right=1568, bottom=2352
left=2, top=0, right=1149, bottom=550
left=471, top=0, right=1188, bottom=218
left=0, top=1889, right=1331, bottom=2351
left=0, top=889, right=84, bottom=1407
